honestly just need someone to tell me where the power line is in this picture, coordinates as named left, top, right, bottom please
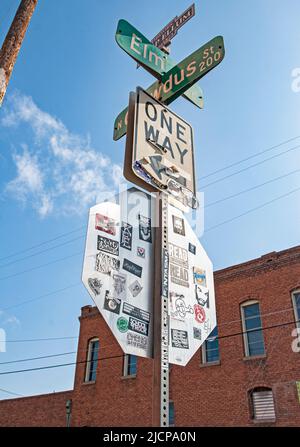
left=199, top=135, right=300, bottom=181
left=199, top=143, right=300, bottom=189
left=1, top=282, right=81, bottom=311
left=0, top=226, right=85, bottom=263
left=2, top=336, right=78, bottom=343
left=0, top=351, right=76, bottom=365
left=0, top=318, right=298, bottom=375
left=0, top=387, right=24, bottom=397
left=204, top=168, right=300, bottom=209
left=0, top=235, right=84, bottom=269
left=0, top=251, right=83, bottom=281
left=205, top=185, right=300, bottom=232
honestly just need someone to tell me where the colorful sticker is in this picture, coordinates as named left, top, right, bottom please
left=194, top=304, right=206, bottom=324
left=137, top=247, right=145, bottom=258
left=129, top=280, right=143, bottom=297
left=120, top=222, right=133, bottom=250
left=95, top=252, right=120, bottom=275
left=103, top=290, right=121, bottom=315
left=171, top=329, right=189, bottom=349
left=117, top=317, right=128, bottom=333
left=87, top=277, right=102, bottom=295
left=139, top=215, right=152, bottom=243
left=97, top=235, right=119, bottom=256
left=172, top=215, right=185, bottom=236
left=123, top=258, right=143, bottom=278
left=95, top=213, right=116, bottom=236
left=193, top=267, right=207, bottom=287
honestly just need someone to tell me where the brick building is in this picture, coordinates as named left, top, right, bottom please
left=0, top=245, right=300, bottom=427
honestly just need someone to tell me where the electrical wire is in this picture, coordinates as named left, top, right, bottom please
left=205, top=185, right=300, bottom=232
left=199, top=143, right=300, bottom=189
left=0, top=318, right=298, bottom=376
left=198, top=135, right=300, bottom=181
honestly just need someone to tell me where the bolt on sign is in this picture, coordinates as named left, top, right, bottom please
left=82, top=187, right=155, bottom=358
left=167, top=204, right=216, bottom=366
left=125, top=87, right=197, bottom=209
left=113, top=32, right=224, bottom=141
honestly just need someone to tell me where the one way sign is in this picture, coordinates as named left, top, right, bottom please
left=125, top=87, right=196, bottom=209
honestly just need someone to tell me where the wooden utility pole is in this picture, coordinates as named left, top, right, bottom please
left=0, top=0, right=38, bottom=106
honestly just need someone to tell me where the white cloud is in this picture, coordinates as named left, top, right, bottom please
left=1, top=91, right=122, bottom=217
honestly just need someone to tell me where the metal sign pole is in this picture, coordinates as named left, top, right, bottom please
left=152, top=192, right=169, bottom=427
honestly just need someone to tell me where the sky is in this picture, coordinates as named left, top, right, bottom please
left=0, top=0, right=300, bottom=398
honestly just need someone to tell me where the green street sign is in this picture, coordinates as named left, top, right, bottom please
left=113, top=19, right=206, bottom=141
left=113, top=32, right=224, bottom=141
left=160, top=35, right=225, bottom=103
left=115, top=19, right=171, bottom=78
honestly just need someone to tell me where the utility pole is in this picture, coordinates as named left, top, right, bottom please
left=0, top=0, right=38, bottom=106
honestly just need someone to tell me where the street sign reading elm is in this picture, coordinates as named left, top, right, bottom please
left=82, top=188, right=155, bottom=358
left=167, top=204, right=216, bottom=366
left=131, top=87, right=196, bottom=209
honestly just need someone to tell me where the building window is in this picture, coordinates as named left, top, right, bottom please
left=292, top=290, right=300, bottom=328
left=241, top=301, right=265, bottom=357
left=169, top=401, right=175, bottom=426
left=84, top=338, right=99, bottom=382
left=202, top=326, right=220, bottom=364
left=123, top=354, right=137, bottom=376
left=249, top=387, right=276, bottom=421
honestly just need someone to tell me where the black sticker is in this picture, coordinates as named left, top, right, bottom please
left=172, top=215, right=185, bottom=236
left=171, top=329, right=189, bottom=349
left=122, top=302, right=150, bottom=323
left=103, top=290, right=121, bottom=314
left=193, top=327, right=202, bottom=340
left=88, top=277, right=102, bottom=295
left=139, top=215, right=152, bottom=243
left=120, top=222, right=133, bottom=250
left=188, top=243, right=196, bottom=255
left=97, top=235, right=119, bottom=256
left=195, top=285, right=210, bottom=308
left=128, top=317, right=149, bottom=336
left=123, top=258, right=143, bottom=278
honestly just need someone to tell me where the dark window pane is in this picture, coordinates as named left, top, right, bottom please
left=243, top=304, right=265, bottom=357
left=295, top=293, right=300, bottom=321
left=205, top=327, right=219, bottom=363
left=169, top=402, right=175, bottom=425
left=128, top=355, right=137, bottom=375
left=87, top=340, right=99, bottom=382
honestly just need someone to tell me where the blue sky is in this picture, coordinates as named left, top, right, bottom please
left=0, top=0, right=299, bottom=398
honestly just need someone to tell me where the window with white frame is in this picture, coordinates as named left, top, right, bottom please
left=249, top=387, right=276, bottom=421
left=292, top=290, right=300, bottom=328
left=201, top=326, right=220, bottom=364
left=84, top=338, right=99, bottom=382
left=123, top=354, right=137, bottom=376
left=241, top=301, right=265, bottom=357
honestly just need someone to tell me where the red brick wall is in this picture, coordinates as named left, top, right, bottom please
left=1, top=246, right=300, bottom=427
left=0, top=390, right=72, bottom=427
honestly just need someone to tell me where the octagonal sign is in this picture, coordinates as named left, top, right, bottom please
left=168, top=204, right=216, bottom=366
left=82, top=187, right=155, bottom=358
